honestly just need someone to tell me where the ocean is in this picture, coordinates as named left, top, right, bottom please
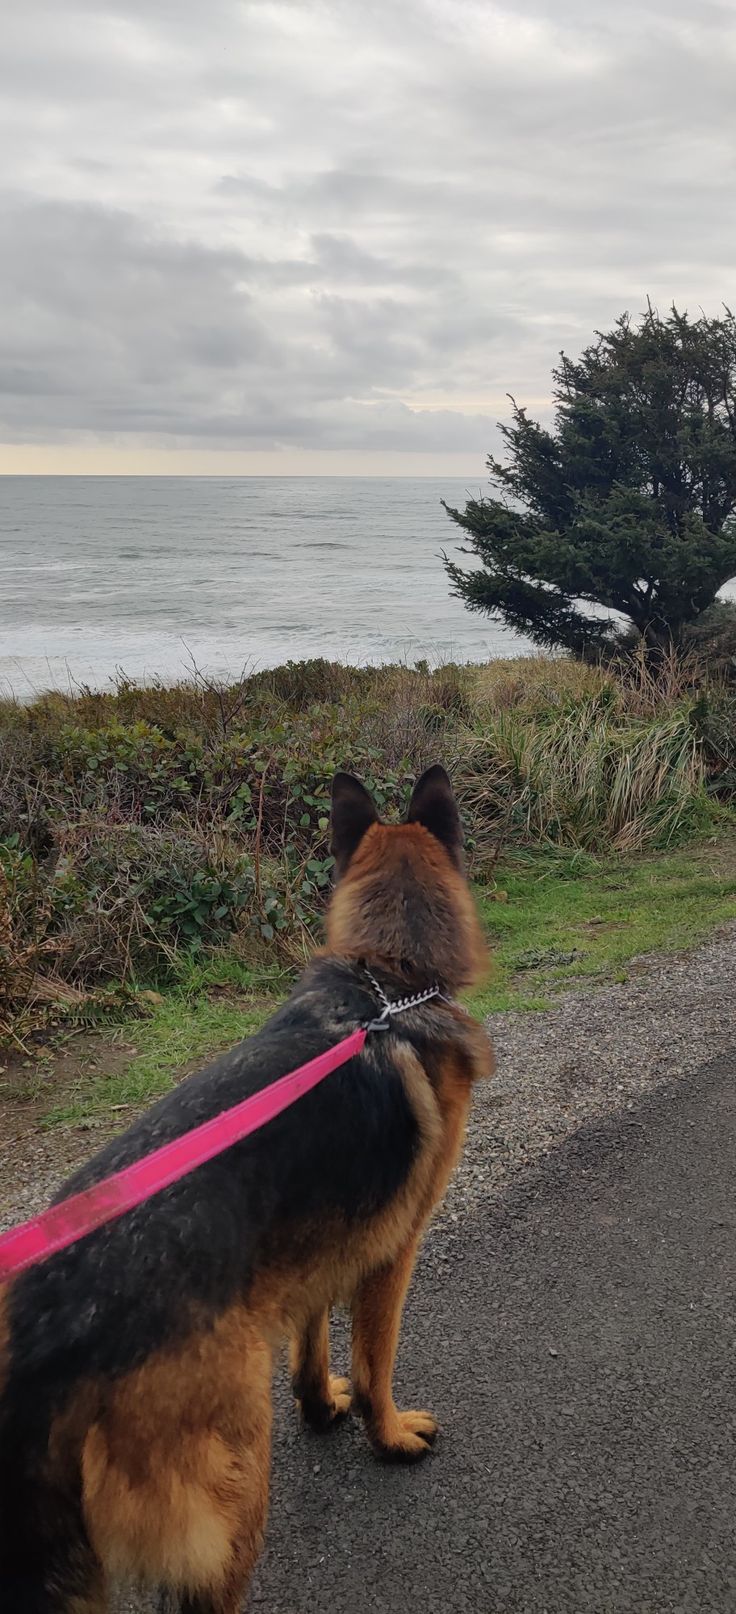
left=0, top=477, right=527, bottom=700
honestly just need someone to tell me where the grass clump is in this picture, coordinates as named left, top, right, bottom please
left=462, top=695, right=709, bottom=854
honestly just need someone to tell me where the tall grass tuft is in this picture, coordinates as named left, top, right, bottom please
left=459, top=694, right=709, bottom=853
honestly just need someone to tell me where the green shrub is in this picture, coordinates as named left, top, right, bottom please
left=1, top=654, right=733, bottom=1038
left=46, top=822, right=256, bottom=982
left=691, top=691, right=736, bottom=800
left=47, top=720, right=205, bottom=819
left=684, top=602, right=736, bottom=678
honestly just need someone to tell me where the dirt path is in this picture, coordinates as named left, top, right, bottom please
left=0, top=1028, right=140, bottom=1231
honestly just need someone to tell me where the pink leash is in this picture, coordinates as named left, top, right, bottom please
left=0, top=1027, right=367, bottom=1282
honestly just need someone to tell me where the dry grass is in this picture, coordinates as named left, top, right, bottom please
left=470, top=654, right=608, bottom=712
left=461, top=699, right=707, bottom=855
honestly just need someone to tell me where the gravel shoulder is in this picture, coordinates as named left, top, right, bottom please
left=446, top=918, right=736, bottom=1219
left=3, top=922, right=736, bottom=1234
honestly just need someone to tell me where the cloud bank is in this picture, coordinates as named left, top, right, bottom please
left=2, top=0, right=735, bottom=466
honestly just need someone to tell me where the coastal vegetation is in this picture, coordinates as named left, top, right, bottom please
left=2, top=650, right=735, bottom=1079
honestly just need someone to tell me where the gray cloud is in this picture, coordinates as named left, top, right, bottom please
left=2, top=0, right=736, bottom=457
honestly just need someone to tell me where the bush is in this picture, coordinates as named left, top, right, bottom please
left=1, top=653, right=733, bottom=1039
left=683, top=602, right=736, bottom=678
left=691, top=691, right=736, bottom=800
left=0, top=834, right=55, bottom=1041
left=2, top=821, right=257, bottom=991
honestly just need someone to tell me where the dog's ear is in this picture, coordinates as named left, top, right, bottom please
left=331, top=772, right=379, bottom=873
left=407, top=764, right=463, bottom=864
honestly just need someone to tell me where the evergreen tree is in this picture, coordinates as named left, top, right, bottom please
left=444, top=304, right=736, bottom=656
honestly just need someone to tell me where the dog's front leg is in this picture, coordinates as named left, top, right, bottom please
left=351, top=1238, right=437, bottom=1461
left=291, top=1308, right=351, bottom=1431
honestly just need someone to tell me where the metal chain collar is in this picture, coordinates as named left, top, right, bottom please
left=362, top=968, right=452, bottom=1032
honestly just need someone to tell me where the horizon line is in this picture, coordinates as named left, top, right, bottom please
left=0, top=471, right=485, bottom=480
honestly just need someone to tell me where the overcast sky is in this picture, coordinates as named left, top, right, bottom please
left=2, top=0, right=735, bottom=475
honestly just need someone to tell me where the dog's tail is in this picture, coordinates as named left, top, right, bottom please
left=0, top=1392, right=101, bottom=1614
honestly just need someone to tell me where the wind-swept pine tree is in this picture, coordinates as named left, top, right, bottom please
left=444, top=304, right=736, bottom=656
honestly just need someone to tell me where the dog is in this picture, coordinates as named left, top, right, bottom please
left=0, top=764, right=494, bottom=1613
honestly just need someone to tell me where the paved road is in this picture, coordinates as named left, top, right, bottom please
left=114, top=1055, right=736, bottom=1613
left=243, top=1055, right=736, bottom=1614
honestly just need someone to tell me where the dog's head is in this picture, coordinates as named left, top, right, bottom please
left=325, top=765, right=487, bottom=993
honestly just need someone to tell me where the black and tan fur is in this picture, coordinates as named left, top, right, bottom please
left=0, top=765, right=494, bottom=1613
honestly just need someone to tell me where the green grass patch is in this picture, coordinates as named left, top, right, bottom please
left=45, top=960, right=281, bottom=1126
left=468, top=836, right=736, bottom=1016
left=43, top=834, right=736, bottom=1126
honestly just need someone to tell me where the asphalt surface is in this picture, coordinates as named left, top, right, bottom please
left=107, top=1052, right=736, bottom=1614
left=239, top=1053, right=736, bottom=1614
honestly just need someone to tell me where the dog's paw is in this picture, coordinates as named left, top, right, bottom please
left=371, top=1408, right=439, bottom=1463
left=325, top=1374, right=352, bottom=1417
left=300, top=1375, right=352, bottom=1432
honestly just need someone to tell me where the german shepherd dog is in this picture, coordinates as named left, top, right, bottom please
left=0, top=765, right=493, bottom=1613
